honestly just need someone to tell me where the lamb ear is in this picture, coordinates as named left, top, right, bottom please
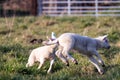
left=102, top=35, right=108, bottom=40
left=103, top=35, right=108, bottom=38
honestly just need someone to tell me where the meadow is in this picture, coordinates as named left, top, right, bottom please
left=0, top=16, right=120, bottom=80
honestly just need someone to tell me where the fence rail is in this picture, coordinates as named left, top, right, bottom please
left=42, top=1, right=120, bottom=4
left=38, top=0, right=120, bottom=17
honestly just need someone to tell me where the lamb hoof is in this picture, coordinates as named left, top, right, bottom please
left=47, top=71, right=52, bottom=74
left=66, top=63, right=69, bottom=66
left=75, top=62, right=78, bottom=65
left=74, top=61, right=78, bottom=65
left=99, top=70, right=104, bottom=75
left=73, top=59, right=78, bottom=65
left=102, top=64, right=106, bottom=67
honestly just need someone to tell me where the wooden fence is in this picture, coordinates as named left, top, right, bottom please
left=38, top=0, right=120, bottom=17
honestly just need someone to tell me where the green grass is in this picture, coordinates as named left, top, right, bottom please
left=0, top=16, right=120, bottom=80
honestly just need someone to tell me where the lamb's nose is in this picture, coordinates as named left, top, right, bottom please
left=107, top=46, right=111, bottom=49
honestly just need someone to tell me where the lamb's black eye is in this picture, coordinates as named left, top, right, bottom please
left=103, top=38, right=108, bottom=43
left=104, top=39, right=108, bottom=43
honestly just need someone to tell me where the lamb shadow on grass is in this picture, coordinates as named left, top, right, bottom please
left=17, top=67, right=47, bottom=76
left=17, top=62, right=64, bottom=76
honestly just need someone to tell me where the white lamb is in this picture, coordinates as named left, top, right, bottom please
left=45, top=33, right=111, bottom=74
left=26, top=43, right=58, bottom=73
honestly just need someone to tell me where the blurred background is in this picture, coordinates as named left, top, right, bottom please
left=0, top=0, right=120, bottom=17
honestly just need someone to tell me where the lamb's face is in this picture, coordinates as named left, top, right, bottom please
left=97, top=35, right=111, bottom=49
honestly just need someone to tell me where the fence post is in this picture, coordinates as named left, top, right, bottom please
left=95, top=0, right=98, bottom=17
left=68, top=0, right=71, bottom=15
left=37, top=0, right=43, bottom=16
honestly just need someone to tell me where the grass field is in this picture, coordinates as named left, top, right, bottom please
left=0, top=16, right=120, bottom=80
